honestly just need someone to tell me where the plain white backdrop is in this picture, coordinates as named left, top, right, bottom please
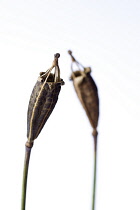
left=0, top=0, right=140, bottom=210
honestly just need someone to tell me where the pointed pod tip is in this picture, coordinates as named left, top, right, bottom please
left=54, top=53, right=60, bottom=59
left=68, top=50, right=76, bottom=63
left=68, top=50, right=72, bottom=55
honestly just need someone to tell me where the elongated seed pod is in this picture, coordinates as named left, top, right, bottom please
left=68, top=51, right=99, bottom=131
left=27, top=53, right=64, bottom=146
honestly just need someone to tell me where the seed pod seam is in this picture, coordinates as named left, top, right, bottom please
left=35, top=86, right=58, bottom=138
left=28, top=78, right=47, bottom=142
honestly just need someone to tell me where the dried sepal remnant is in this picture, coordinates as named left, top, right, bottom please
left=69, top=51, right=99, bottom=130
left=27, top=53, right=64, bottom=144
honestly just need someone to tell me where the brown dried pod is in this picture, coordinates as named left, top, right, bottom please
left=26, top=53, right=64, bottom=147
left=68, top=50, right=99, bottom=132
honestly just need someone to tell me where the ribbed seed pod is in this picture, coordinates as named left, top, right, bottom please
left=26, top=53, right=64, bottom=146
left=68, top=50, right=99, bottom=131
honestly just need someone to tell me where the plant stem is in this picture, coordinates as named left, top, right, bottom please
left=92, top=132, right=98, bottom=210
left=21, top=146, right=32, bottom=210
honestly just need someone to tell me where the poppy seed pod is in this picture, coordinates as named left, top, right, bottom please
left=68, top=50, right=99, bottom=132
left=26, top=53, right=64, bottom=147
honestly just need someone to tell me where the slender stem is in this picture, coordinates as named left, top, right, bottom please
left=21, top=146, right=32, bottom=210
left=92, top=132, right=98, bottom=210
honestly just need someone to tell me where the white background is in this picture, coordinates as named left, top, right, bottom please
left=0, top=0, right=140, bottom=210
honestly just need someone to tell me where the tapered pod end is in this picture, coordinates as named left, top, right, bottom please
left=26, top=53, right=64, bottom=145
left=54, top=53, right=60, bottom=58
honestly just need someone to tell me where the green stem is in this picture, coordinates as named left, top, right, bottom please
left=92, top=132, right=98, bottom=210
left=21, top=146, right=32, bottom=210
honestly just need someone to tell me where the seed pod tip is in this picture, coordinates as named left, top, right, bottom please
left=68, top=50, right=72, bottom=55
left=54, top=53, right=60, bottom=58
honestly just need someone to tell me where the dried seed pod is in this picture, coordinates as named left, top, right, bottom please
left=26, top=53, right=64, bottom=147
left=68, top=50, right=99, bottom=131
